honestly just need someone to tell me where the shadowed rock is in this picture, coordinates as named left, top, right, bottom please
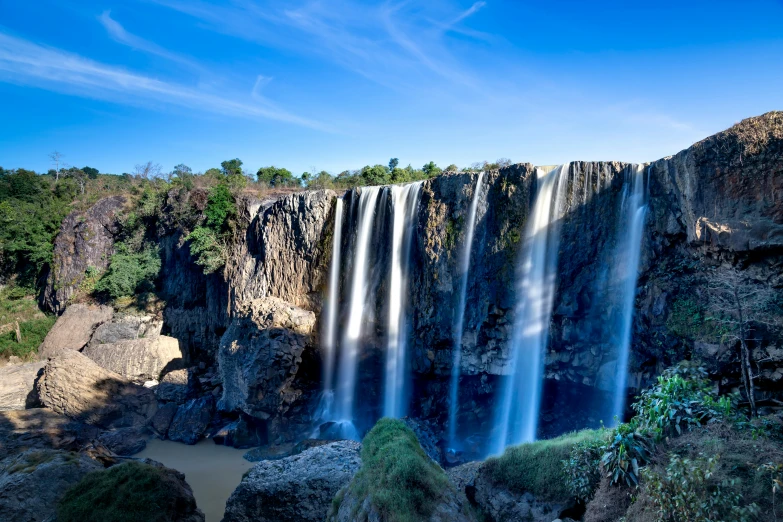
left=156, top=368, right=196, bottom=404
left=36, top=350, right=157, bottom=429
left=0, top=408, right=101, bottom=454
left=167, top=396, right=214, bottom=445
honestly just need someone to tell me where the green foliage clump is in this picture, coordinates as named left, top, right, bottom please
left=186, top=182, right=237, bottom=274
left=0, top=287, right=55, bottom=359
left=57, top=461, right=190, bottom=522
left=642, top=453, right=759, bottom=522
left=257, top=165, right=297, bottom=187
left=601, top=422, right=652, bottom=487
left=342, top=418, right=453, bottom=522
left=632, top=363, right=736, bottom=441
left=562, top=429, right=610, bottom=502
left=94, top=245, right=161, bottom=299
left=665, top=297, right=724, bottom=341
left=485, top=429, right=605, bottom=501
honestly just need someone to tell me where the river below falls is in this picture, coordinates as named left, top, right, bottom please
left=136, top=438, right=253, bottom=522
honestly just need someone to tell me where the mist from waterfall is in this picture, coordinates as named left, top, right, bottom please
left=383, top=182, right=423, bottom=419
left=316, top=197, right=344, bottom=421
left=612, top=164, right=648, bottom=421
left=334, top=186, right=381, bottom=440
left=447, top=171, right=485, bottom=448
left=491, top=164, right=570, bottom=455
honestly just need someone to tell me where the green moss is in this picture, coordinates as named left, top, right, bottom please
left=666, top=298, right=726, bottom=341
left=483, top=429, right=606, bottom=501
left=57, top=461, right=188, bottom=522
left=343, top=418, right=453, bottom=522
left=7, top=450, right=67, bottom=474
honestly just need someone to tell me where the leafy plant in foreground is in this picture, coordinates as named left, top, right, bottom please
left=601, top=422, right=651, bottom=487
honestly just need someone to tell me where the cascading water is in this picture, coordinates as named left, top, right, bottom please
left=611, top=164, right=648, bottom=421
left=491, top=164, right=570, bottom=455
left=334, top=186, right=382, bottom=439
left=316, top=197, right=344, bottom=421
left=447, top=171, right=485, bottom=448
left=383, top=182, right=423, bottom=419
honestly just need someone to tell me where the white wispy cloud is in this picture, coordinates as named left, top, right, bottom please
left=98, top=10, right=199, bottom=70
left=0, top=31, right=330, bottom=131
left=450, top=1, right=486, bottom=25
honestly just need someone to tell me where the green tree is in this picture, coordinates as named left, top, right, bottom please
left=360, top=164, right=390, bottom=186
left=422, top=161, right=442, bottom=178
left=82, top=166, right=99, bottom=179
left=257, top=166, right=295, bottom=187
left=388, top=157, right=399, bottom=171
left=220, top=158, right=243, bottom=177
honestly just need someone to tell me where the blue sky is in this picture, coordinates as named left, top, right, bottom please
left=0, top=0, right=781, bottom=176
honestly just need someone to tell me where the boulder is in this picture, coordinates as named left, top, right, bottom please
left=212, top=415, right=265, bottom=448
left=96, top=426, right=150, bottom=455
left=37, top=304, right=113, bottom=359
left=0, top=408, right=101, bottom=454
left=36, top=350, right=157, bottom=429
left=218, top=297, right=315, bottom=435
left=42, top=195, right=125, bottom=313
left=87, top=314, right=163, bottom=348
left=157, top=368, right=197, bottom=404
left=0, top=449, right=103, bottom=522
left=167, top=396, right=214, bottom=445
left=223, top=440, right=362, bottom=522
left=150, top=402, right=178, bottom=438
left=330, top=484, right=475, bottom=522
left=82, top=335, right=183, bottom=382
left=0, top=361, right=44, bottom=411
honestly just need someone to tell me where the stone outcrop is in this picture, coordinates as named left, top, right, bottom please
left=167, top=395, right=214, bottom=445
left=82, top=335, right=183, bottom=381
left=87, top=313, right=162, bottom=348
left=218, top=296, right=316, bottom=441
left=227, top=190, right=336, bottom=313
left=0, top=361, right=43, bottom=411
left=96, top=426, right=150, bottom=455
left=36, top=350, right=157, bottom=429
left=42, top=195, right=126, bottom=312
left=0, top=449, right=103, bottom=522
left=156, top=368, right=197, bottom=404
left=330, top=485, right=475, bottom=522
left=223, top=440, right=361, bottom=522
left=37, top=304, right=113, bottom=359
left=0, top=408, right=101, bottom=454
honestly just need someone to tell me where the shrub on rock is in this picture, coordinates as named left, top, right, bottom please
left=57, top=461, right=204, bottom=522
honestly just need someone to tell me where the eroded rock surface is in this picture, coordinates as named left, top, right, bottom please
left=37, top=304, right=113, bottom=359
left=223, top=439, right=361, bottom=522
left=167, top=395, right=214, bottom=445
left=0, top=449, right=102, bottom=522
left=82, top=335, right=183, bottom=381
left=0, top=361, right=43, bottom=411
left=0, top=408, right=100, bottom=454
left=36, top=350, right=156, bottom=429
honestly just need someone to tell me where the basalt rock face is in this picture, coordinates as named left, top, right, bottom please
left=218, top=297, right=316, bottom=442
left=42, top=196, right=126, bottom=313
left=227, top=189, right=337, bottom=314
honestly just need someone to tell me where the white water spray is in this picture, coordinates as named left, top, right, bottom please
left=384, top=182, right=423, bottom=419
left=491, top=164, right=570, bottom=455
left=316, top=197, right=344, bottom=420
left=447, top=172, right=485, bottom=447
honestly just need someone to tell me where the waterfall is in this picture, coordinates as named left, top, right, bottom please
left=447, top=171, right=485, bottom=448
left=491, top=164, right=570, bottom=455
left=316, top=197, right=344, bottom=421
left=334, top=186, right=381, bottom=440
left=611, top=164, right=647, bottom=421
left=383, top=182, right=423, bottom=419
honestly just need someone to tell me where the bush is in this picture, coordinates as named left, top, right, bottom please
left=601, top=422, right=652, bottom=487
left=57, top=461, right=190, bottom=522
left=186, top=226, right=227, bottom=274
left=485, top=429, right=605, bottom=501
left=339, top=418, right=453, bottom=522
left=94, top=246, right=161, bottom=299
left=632, top=363, right=737, bottom=441
left=642, top=453, right=759, bottom=521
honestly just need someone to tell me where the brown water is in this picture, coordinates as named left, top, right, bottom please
left=137, top=439, right=253, bottom=522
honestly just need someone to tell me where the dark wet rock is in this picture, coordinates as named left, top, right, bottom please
left=150, top=402, right=178, bottom=438
left=37, top=304, right=113, bottom=359
left=0, top=361, right=43, bottom=411
left=403, top=417, right=443, bottom=465
left=242, top=442, right=297, bottom=462
left=82, top=335, right=184, bottom=382
left=0, top=448, right=103, bottom=522
left=167, top=395, right=214, bottom=445
left=96, top=426, right=150, bottom=455
left=212, top=415, right=266, bottom=448
left=36, top=350, right=157, bottom=429
left=42, top=195, right=125, bottom=313
left=223, top=440, right=361, bottom=522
